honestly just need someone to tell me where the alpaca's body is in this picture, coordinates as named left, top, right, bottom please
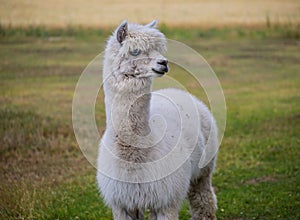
left=97, top=21, right=218, bottom=220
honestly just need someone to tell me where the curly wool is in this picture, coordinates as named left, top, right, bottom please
left=97, top=20, right=218, bottom=220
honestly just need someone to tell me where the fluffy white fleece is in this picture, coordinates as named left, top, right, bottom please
left=97, top=20, right=218, bottom=220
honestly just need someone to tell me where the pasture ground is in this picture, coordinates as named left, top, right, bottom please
left=0, top=26, right=299, bottom=219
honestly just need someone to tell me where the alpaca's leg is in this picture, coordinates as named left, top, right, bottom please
left=188, top=160, right=217, bottom=220
left=149, top=211, right=157, bottom=220
left=111, top=206, right=130, bottom=220
left=126, top=209, right=144, bottom=220
left=112, top=206, right=144, bottom=220
left=150, top=207, right=179, bottom=220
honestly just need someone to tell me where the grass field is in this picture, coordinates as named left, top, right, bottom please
left=0, top=25, right=300, bottom=220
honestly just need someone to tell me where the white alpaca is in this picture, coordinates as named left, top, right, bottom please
left=97, top=20, right=218, bottom=220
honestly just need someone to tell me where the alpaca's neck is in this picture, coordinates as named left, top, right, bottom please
left=104, top=77, right=152, bottom=144
left=111, top=92, right=151, bottom=137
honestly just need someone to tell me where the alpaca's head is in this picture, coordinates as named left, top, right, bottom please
left=104, top=20, right=168, bottom=80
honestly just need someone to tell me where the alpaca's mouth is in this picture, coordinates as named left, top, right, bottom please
left=152, top=67, right=168, bottom=75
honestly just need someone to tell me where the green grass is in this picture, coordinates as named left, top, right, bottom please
left=0, top=26, right=299, bottom=219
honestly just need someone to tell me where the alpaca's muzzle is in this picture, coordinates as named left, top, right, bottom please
left=152, top=59, right=169, bottom=75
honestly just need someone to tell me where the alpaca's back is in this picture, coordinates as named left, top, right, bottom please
left=150, top=88, right=218, bottom=177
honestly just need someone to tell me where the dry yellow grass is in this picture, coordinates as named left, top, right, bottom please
left=0, top=0, right=299, bottom=28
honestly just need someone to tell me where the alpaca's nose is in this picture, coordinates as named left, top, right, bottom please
left=157, top=59, right=168, bottom=67
left=152, top=59, right=169, bottom=75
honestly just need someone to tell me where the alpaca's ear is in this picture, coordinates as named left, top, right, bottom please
left=117, top=20, right=128, bottom=44
left=145, top=20, right=158, bottom=28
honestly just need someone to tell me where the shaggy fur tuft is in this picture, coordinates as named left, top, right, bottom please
left=97, top=20, right=218, bottom=220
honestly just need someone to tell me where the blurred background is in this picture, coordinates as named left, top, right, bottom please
left=0, top=1, right=299, bottom=220
left=1, top=0, right=300, bottom=28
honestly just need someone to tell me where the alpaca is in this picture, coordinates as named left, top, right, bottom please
left=97, top=20, right=218, bottom=220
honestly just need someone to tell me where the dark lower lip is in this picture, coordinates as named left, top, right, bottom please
left=152, top=68, right=166, bottom=75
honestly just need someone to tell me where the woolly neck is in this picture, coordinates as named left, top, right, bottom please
left=104, top=76, right=153, bottom=147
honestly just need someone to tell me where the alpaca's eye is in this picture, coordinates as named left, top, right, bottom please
left=129, top=49, right=142, bottom=56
